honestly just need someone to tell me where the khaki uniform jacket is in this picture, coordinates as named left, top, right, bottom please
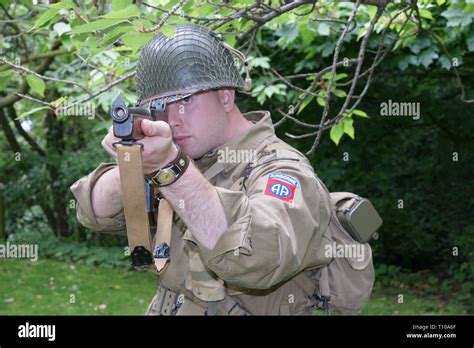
left=70, top=111, right=333, bottom=315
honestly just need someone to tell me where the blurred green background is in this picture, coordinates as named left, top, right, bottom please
left=0, top=0, right=473, bottom=314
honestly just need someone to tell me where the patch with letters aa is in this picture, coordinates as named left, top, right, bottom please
left=264, top=172, right=298, bottom=203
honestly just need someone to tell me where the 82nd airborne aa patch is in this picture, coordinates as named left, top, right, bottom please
left=264, top=172, right=298, bottom=203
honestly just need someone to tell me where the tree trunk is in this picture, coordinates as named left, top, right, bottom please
left=44, top=109, right=72, bottom=237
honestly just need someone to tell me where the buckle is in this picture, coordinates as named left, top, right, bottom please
left=131, top=246, right=153, bottom=267
left=112, top=140, right=144, bottom=149
left=153, top=242, right=170, bottom=259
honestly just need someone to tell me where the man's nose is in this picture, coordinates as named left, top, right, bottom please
left=166, top=104, right=183, bottom=128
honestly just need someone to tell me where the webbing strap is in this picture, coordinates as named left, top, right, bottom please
left=293, top=272, right=317, bottom=297
left=202, top=161, right=225, bottom=181
left=116, top=144, right=153, bottom=255
left=154, top=198, right=173, bottom=272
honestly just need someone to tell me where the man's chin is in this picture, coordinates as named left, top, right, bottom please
left=181, top=146, right=198, bottom=160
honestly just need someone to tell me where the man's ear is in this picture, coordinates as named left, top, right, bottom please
left=218, top=89, right=235, bottom=112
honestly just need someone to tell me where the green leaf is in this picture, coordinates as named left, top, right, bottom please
left=69, top=19, right=128, bottom=34
left=317, top=22, right=330, bottom=36
left=343, top=118, right=355, bottom=139
left=16, top=106, right=50, bottom=120
left=195, top=3, right=215, bottom=17
left=26, top=75, right=46, bottom=97
left=132, top=19, right=155, bottom=31
left=122, top=32, right=154, bottom=52
left=51, top=96, right=68, bottom=108
left=101, top=25, right=135, bottom=47
left=436, top=0, right=446, bottom=5
left=438, top=55, right=451, bottom=70
left=249, top=56, right=270, bottom=69
left=33, top=8, right=59, bottom=29
left=322, top=72, right=348, bottom=81
left=330, top=121, right=344, bottom=145
left=53, top=22, right=71, bottom=37
left=224, top=35, right=237, bottom=48
left=263, top=84, right=285, bottom=98
left=50, top=0, right=76, bottom=10
left=103, top=5, right=141, bottom=19
left=160, top=25, right=176, bottom=37
left=112, top=0, right=132, bottom=11
left=419, top=9, right=433, bottom=20
left=463, top=4, right=474, bottom=15
left=0, top=70, right=15, bottom=91
left=417, top=48, right=439, bottom=68
left=353, top=109, right=369, bottom=118
left=332, top=89, right=347, bottom=98
left=317, top=97, right=325, bottom=106
left=366, top=5, right=378, bottom=21
left=357, top=26, right=368, bottom=42
left=297, top=95, right=314, bottom=115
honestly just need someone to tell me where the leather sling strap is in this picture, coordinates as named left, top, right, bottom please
left=154, top=198, right=173, bottom=272
left=116, top=144, right=154, bottom=266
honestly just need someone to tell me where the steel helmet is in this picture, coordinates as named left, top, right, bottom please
left=136, top=23, right=250, bottom=111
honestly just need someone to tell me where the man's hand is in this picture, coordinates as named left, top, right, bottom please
left=101, top=118, right=179, bottom=174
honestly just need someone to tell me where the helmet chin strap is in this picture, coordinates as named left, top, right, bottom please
left=221, top=41, right=252, bottom=92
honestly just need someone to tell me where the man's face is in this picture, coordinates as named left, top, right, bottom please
left=153, top=90, right=229, bottom=159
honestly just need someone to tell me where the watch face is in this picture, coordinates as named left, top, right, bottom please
left=157, top=169, right=177, bottom=185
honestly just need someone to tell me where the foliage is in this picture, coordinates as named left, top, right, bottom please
left=6, top=205, right=130, bottom=268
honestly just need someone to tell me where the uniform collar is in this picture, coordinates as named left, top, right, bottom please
left=195, top=110, right=275, bottom=173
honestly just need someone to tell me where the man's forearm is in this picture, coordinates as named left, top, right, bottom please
left=160, top=162, right=228, bottom=250
left=91, top=166, right=123, bottom=218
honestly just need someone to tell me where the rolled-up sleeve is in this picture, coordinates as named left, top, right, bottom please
left=196, top=157, right=332, bottom=290
left=70, top=163, right=126, bottom=235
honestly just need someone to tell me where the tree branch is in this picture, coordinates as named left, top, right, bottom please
left=0, top=57, right=92, bottom=96
left=0, top=42, right=61, bottom=109
left=0, top=107, right=22, bottom=154
left=7, top=105, right=46, bottom=157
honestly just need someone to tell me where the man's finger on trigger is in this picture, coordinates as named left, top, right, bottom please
left=141, top=119, right=171, bottom=138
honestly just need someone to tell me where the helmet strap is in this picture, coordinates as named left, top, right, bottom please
left=221, top=41, right=252, bottom=92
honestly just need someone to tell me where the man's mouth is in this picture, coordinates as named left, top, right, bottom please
left=174, top=135, right=191, bottom=145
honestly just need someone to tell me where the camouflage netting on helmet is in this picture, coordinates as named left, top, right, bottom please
left=136, top=24, right=245, bottom=101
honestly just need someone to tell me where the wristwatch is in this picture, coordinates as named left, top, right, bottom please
left=146, top=146, right=190, bottom=187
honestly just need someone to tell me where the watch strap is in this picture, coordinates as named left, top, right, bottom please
left=148, top=146, right=189, bottom=187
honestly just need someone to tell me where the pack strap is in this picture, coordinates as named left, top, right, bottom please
left=293, top=272, right=317, bottom=296
left=293, top=269, right=331, bottom=316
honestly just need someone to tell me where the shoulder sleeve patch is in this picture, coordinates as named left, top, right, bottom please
left=264, top=172, right=298, bottom=203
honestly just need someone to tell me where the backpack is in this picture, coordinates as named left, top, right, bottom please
left=243, top=141, right=383, bottom=315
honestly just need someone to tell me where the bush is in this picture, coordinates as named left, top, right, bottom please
left=5, top=205, right=131, bottom=269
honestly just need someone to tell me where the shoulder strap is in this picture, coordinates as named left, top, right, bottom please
left=239, top=140, right=301, bottom=185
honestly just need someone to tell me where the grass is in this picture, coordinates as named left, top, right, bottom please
left=0, top=259, right=157, bottom=315
left=0, top=259, right=469, bottom=315
left=361, top=286, right=468, bottom=315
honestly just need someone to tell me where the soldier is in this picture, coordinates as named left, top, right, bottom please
left=70, top=24, right=334, bottom=315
